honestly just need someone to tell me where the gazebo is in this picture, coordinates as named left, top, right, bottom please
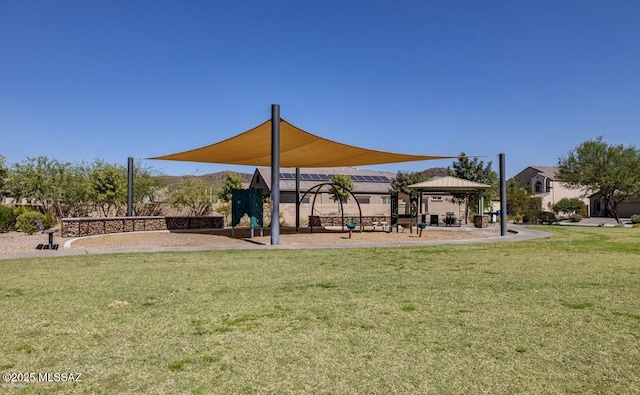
left=408, top=176, right=493, bottom=227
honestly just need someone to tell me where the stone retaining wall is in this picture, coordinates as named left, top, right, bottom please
left=473, top=215, right=490, bottom=228
left=61, top=216, right=224, bottom=237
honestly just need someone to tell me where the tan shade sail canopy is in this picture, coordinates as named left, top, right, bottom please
left=150, top=118, right=454, bottom=167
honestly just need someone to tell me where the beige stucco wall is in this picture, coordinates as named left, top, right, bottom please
left=537, top=181, right=590, bottom=213
left=276, top=193, right=472, bottom=226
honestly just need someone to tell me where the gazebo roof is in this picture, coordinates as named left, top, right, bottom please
left=408, top=176, right=492, bottom=193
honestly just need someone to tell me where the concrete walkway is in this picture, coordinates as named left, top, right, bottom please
left=0, top=225, right=552, bottom=260
left=556, top=217, right=633, bottom=227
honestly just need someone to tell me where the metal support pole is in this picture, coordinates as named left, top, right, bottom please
left=499, top=153, right=508, bottom=236
left=127, top=157, right=134, bottom=216
left=295, top=167, right=300, bottom=231
left=270, top=104, right=281, bottom=245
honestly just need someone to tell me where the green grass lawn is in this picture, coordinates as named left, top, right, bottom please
left=1, top=226, right=639, bottom=394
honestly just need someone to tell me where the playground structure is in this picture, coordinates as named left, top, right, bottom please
left=231, top=188, right=263, bottom=238
left=300, top=182, right=363, bottom=233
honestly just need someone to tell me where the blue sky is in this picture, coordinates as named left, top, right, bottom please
left=2, top=1, right=639, bottom=178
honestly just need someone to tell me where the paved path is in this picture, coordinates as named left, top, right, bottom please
left=557, top=217, right=633, bottom=227
left=0, top=225, right=552, bottom=260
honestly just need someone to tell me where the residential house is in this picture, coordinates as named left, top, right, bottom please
left=513, top=166, right=590, bottom=215
left=589, top=194, right=640, bottom=218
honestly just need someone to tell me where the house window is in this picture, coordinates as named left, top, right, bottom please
left=356, top=196, right=371, bottom=204
left=534, top=181, right=543, bottom=193
left=280, top=194, right=310, bottom=204
left=280, top=193, right=296, bottom=203
left=431, top=196, right=443, bottom=202
left=381, top=196, right=391, bottom=204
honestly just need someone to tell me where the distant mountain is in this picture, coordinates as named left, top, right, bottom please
left=158, top=168, right=448, bottom=186
left=420, top=167, right=450, bottom=179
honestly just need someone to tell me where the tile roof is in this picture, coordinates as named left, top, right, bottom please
left=529, top=166, right=559, bottom=179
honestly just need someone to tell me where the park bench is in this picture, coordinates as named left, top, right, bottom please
left=35, top=217, right=58, bottom=250
left=372, top=220, right=388, bottom=232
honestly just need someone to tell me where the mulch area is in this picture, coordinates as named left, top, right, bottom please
left=69, top=226, right=501, bottom=250
left=1, top=226, right=502, bottom=254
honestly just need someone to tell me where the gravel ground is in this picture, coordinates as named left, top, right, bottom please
left=0, top=232, right=74, bottom=254
left=0, top=226, right=502, bottom=255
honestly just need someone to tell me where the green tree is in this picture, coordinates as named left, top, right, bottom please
left=506, top=179, right=542, bottom=223
left=552, top=198, right=586, bottom=217
left=9, top=156, right=57, bottom=213
left=131, top=162, right=162, bottom=216
left=89, top=161, right=127, bottom=217
left=58, top=161, right=92, bottom=218
left=558, top=137, right=640, bottom=224
left=167, top=176, right=216, bottom=216
left=215, top=201, right=232, bottom=226
left=0, top=205, right=15, bottom=232
left=8, top=156, right=90, bottom=220
left=216, top=171, right=244, bottom=203
left=328, top=174, right=354, bottom=202
left=449, top=153, right=499, bottom=222
left=0, top=154, right=8, bottom=192
left=390, top=171, right=425, bottom=196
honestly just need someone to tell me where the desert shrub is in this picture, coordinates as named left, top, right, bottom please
left=631, top=214, right=640, bottom=224
left=12, top=205, right=32, bottom=217
left=16, top=211, right=41, bottom=234
left=553, top=198, right=586, bottom=216
left=0, top=205, right=16, bottom=232
left=42, top=212, right=56, bottom=228
left=539, top=211, right=557, bottom=224
left=15, top=211, right=56, bottom=235
left=570, top=214, right=583, bottom=222
left=444, top=215, right=457, bottom=225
